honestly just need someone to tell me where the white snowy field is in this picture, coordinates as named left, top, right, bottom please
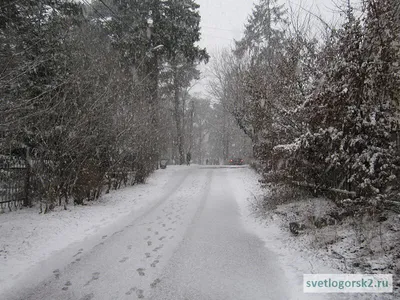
left=0, top=166, right=183, bottom=295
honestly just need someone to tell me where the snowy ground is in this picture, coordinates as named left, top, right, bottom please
left=229, top=167, right=398, bottom=300
left=1, top=165, right=294, bottom=300
left=0, top=166, right=182, bottom=295
left=0, top=166, right=293, bottom=300
left=1, top=165, right=397, bottom=299
left=229, top=168, right=340, bottom=300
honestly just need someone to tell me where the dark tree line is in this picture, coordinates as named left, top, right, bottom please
left=0, top=0, right=207, bottom=211
left=211, top=0, right=400, bottom=212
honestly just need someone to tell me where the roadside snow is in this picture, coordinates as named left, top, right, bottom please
left=228, top=168, right=334, bottom=300
left=0, top=166, right=179, bottom=295
left=229, top=167, right=397, bottom=300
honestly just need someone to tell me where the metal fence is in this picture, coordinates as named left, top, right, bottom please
left=0, top=156, right=28, bottom=211
left=0, top=153, right=139, bottom=212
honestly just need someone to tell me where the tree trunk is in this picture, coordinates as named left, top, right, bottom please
left=147, top=0, right=161, bottom=167
left=23, top=148, right=31, bottom=207
left=173, top=63, right=185, bottom=165
left=222, top=112, right=230, bottom=161
left=189, top=101, right=194, bottom=154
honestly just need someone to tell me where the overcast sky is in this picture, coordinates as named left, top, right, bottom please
left=192, top=0, right=344, bottom=96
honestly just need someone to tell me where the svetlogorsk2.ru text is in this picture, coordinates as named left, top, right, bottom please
left=303, top=274, right=393, bottom=293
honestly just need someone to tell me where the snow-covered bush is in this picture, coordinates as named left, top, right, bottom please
left=293, top=0, right=400, bottom=202
left=211, top=0, right=400, bottom=213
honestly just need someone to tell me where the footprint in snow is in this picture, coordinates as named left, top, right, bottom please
left=79, top=293, right=94, bottom=300
left=119, top=257, right=129, bottom=263
left=137, top=268, right=145, bottom=276
left=136, top=289, right=144, bottom=298
left=61, top=281, right=72, bottom=291
left=151, top=260, right=159, bottom=267
left=152, top=244, right=164, bottom=252
left=150, top=278, right=161, bottom=288
left=73, top=250, right=83, bottom=258
left=125, top=287, right=136, bottom=295
left=84, top=272, right=100, bottom=286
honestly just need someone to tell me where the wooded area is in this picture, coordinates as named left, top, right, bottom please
left=0, top=0, right=213, bottom=210
left=210, top=0, right=400, bottom=213
left=2, top=0, right=399, bottom=215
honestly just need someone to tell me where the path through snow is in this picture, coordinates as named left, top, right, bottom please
left=1, top=165, right=383, bottom=299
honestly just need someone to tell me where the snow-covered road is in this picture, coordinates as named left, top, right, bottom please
left=3, top=166, right=291, bottom=300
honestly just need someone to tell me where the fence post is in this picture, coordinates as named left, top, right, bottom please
left=23, top=148, right=31, bottom=207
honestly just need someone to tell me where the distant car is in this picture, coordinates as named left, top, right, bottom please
left=228, top=158, right=244, bottom=165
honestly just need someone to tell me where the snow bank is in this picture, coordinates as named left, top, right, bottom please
left=228, top=168, right=336, bottom=300
left=0, top=166, right=179, bottom=294
left=229, top=167, right=397, bottom=300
